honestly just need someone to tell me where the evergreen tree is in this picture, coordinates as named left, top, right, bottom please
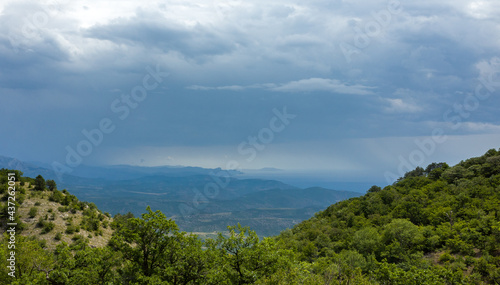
left=34, top=175, right=46, bottom=191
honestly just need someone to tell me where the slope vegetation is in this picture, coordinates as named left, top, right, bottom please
left=278, top=148, right=500, bottom=283
left=0, top=171, right=113, bottom=250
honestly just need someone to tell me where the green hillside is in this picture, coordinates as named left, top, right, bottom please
left=1, top=148, right=500, bottom=284
left=277, top=148, right=500, bottom=284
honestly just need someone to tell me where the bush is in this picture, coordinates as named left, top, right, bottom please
left=72, top=234, right=83, bottom=241
left=55, top=232, right=62, bottom=241
left=41, top=221, right=55, bottom=234
left=58, top=206, right=69, bottom=212
left=28, top=207, right=38, bottom=218
left=36, top=217, right=45, bottom=228
left=66, top=225, right=76, bottom=234
left=49, top=190, right=64, bottom=203
left=439, top=252, right=454, bottom=263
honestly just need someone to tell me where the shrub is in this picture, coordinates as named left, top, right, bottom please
left=72, top=234, right=83, bottom=241
left=58, top=206, right=69, bottom=212
left=28, top=207, right=38, bottom=218
left=41, top=221, right=55, bottom=234
left=439, top=252, right=454, bottom=263
left=66, top=225, right=76, bottom=234
left=36, top=217, right=45, bottom=228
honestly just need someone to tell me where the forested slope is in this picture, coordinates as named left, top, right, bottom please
left=277, top=148, right=500, bottom=284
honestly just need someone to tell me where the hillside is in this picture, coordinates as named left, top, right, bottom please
left=1, top=149, right=499, bottom=284
left=277, top=148, right=500, bottom=283
left=0, top=171, right=114, bottom=250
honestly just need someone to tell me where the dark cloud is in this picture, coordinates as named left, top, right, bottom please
left=0, top=0, right=499, bottom=179
left=86, top=15, right=238, bottom=61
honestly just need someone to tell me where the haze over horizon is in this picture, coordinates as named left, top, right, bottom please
left=1, top=0, right=500, bottom=184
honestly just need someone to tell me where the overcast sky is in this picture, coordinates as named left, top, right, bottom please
left=1, top=0, right=499, bottom=183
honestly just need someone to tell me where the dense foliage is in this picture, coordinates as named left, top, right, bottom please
left=278, top=148, right=500, bottom=284
left=1, top=148, right=499, bottom=284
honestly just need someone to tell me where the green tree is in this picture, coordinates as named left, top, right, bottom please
left=158, top=233, right=210, bottom=284
left=213, top=223, right=293, bottom=285
left=0, top=235, right=53, bottom=284
left=381, top=219, right=423, bottom=262
left=49, top=244, right=121, bottom=284
left=34, top=175, right=45, bottom=191
left=110, top=206, right=179, bottom=279
left=46, top=180, right=57, bottom=191
left=367, top=185, right=382, bottom=193
left=352, top=227, right=381, bottom=256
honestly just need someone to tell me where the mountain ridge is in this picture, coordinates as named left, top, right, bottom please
left=0, top=155, right=361, bottom=236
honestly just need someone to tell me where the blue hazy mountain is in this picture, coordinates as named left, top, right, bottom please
left=0, top=155, right=361, bottom=236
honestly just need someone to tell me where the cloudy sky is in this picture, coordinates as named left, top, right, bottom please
left=1, top=0, right=499, bottom=184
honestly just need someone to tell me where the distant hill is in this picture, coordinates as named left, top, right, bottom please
left=0, top=155, right=240, bottom=181
left=66, top=175, right=360, bottom=236
left=0, top=155, right=361, bottom=236
left=0, top=156, right=57, bottom=180
left=29, top=160, right=242, bottom=180
left=176, top=187, right=359, bottom=236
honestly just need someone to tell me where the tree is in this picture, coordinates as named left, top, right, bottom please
left=213, top=223, right=293, bottom=284
left=403, top=166, right=425, bottom=179
left=382, top=219, right=423, bottom=262
left=352, top=227, right=381, bottom=256
left=110, top=206, right=179, bottom=279
left=50, top=244, right=121, bottom=284
left=158, top=233, right=210, bottom=284
left=46, top=180, right=57, bottom=191
left=425, top=162, right=448, bottom=174
left=425, top=162, right=449, bottom=180
left=367, top=185, right=382, bottom=193
left=0, top=235, right=53, bottom=284
left=34, top=175, right=45, bottom=191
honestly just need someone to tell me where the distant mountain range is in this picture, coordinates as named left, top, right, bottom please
left=0, top=155, right=240, bottom=181
left=0, top=155, right=362, bottom=236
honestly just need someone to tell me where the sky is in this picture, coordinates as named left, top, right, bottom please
left=1, top=0, right=500, bottom=185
